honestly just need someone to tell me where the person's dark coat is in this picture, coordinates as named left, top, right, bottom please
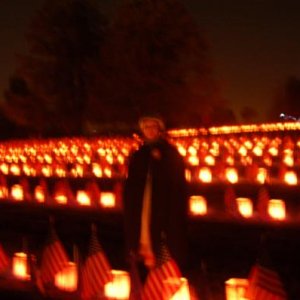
left=123, top=138, right=188, bottom=271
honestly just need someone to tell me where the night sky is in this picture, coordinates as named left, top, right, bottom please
left=1, top=0, right=300, bottom=121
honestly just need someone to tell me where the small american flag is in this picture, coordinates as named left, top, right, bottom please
left=247, top=246, right=287, bottom=300
left=142, top=241, right=181, bottom=300
left=257, top=186, right=270, bottom=218
left=81, top=226, right=113, bottom=299
left=0, top=244, right=9, bottom=274
left=40, top=226, right=69, bottom=284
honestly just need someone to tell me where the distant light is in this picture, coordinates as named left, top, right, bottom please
left=236, top=198, right=253, bottom=218
left=225, top=168, right=238, bottom=184
left=10, top=164, right=21, bottom=176
left=0, top=163, right=9, bottom=175
left=185, top=169, right=192, bottom=182
left=104, top=167, right=112, bottom=178
left=283, top=154, right=294, bottom=167
left=104, top=270, right=130, bottom=299
left=189, top=195, right=207, bottom=216
left=0, top=186, right=8, bottom=199
left=268, top=199, right=286, bottom=220
left=12, top=252, right=30, bottom=281
left=257, top=168, right=267, bottom=184
left=284, top=170, right=297, bottom=185
left=100, top=192, right=116, bottom=208
left=11, top=184, right=24, bottom=201
left=187, top=146, right=197, bottom=156
left=76, top=190, right=91, bottom=206
left=34, top=185, right=45, bottom=203
left=225, top=278, right=249, bottom=300
left=167, top=277, right=190, bottom=300
left=92, top=163, right=103, bottom=177
left=54, top=193, right=68, bottom=205
left=54, top=262, right=78, bottom=292
left=198, top=167, right=212, bottom=183
left=204, top=155, right=215, bottom=166
left=41, top=165, right=52, bottom=177
left=187, top=155, right=199, bottom=166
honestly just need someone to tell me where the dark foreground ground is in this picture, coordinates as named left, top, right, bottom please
left=1, top=182, right=300, bottom=299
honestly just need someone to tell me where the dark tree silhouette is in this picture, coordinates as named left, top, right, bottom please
left=269, top=76, right=300, bottom=121
left=89, top=0, right=220, bottom=131
left=240, top=106, right=259, bottom=123
left=2, top=0, right=107, bottom=136
left=2, top=77, right=48, bottom=135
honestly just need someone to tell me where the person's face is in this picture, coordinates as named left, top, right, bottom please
left=141, top=119, right=161, bottom=141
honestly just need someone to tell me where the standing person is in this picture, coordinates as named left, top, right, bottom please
left=123, top=115, right=188, bottom=282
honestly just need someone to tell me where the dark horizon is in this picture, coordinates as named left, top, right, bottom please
left=1, top=0, right=300, bottom=122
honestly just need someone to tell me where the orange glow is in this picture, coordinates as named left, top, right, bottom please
left=54, top=193, right=68, bottom=205
left=117, top=154, right=125, bottom=164
left=185, top=169, right=192, bottom=182
left=240, top=156, right=253, bottom=166
left=41, top=165, right=52, bottom=177
left=238, top=146, right=247, bottom=156
left=284, top=171, right=297, bottom=185
left=10, top=164, right=21, bottom=176
left=104, top=270, right=130, bottom=300
left=54, top=262, right=78, bottom=292
left=187, top=155, right=199, bottom=166
left=76, top=190, right=91, bottom=206
left=75, top=164, right=84, bottom=177
left=187, top=146, right=197, bottom=156
left=106, top=154, right=114, bottom=165
left=262, top=154, right=272, bottom=166
left=268, top=147, right=279, bottom=156
left=166, top=277, right=191, bottom=300
left=83, top=154, right=91, bottom=164
left=244, top=140, right=252, bottom=149
left=225, top=278, right=249, bottom=300
left=34, top=185, right=45, bottom=203
left=100, top=192, right=116, bottom=208
left=256, top=168, right=268, bottom=184
left=22, top=164, right=31, bottom=176
left=198, top=167, right=212, bottom=183
left=252, top=145, right=263, bottom=156
left=268, top=199, right=286, bottom=220
left=92, top=163, right=103, bottom=177
left=225, top=168, right=238, bottom=184
left=204, top=155, right=215, bottom=166
left=177, top=145, right=187, bottom=156
left=44, top=154, right=52, bottom=164
left=0, top=186, right=8, bottom=199
left=236, top=198, right=253, bottom=218
left=283, top=154, right=294, bottom=167
left=189, top=195, right=207, bottom=216
left=226, top=155, right=234, bottom=166
left=11, top=184, right=24, bottom=201
left=104, top=167, right=112, bottom=178
left=0, top=163, right=9, bottom=175
left=55, top=167, right=67, bottom=177
left=12, top=252, right=30, bottom=280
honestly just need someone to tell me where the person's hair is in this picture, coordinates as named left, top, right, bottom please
left=138, top=116, right=165, bottom=132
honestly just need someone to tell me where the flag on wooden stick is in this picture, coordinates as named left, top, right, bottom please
left=0, top=243, right=9, bottom=274
left=246, top=240, right=287, bottom=300
left=81, top=224, right=113, bottom=299
left=40, top=222, right=69, bottom=285
left=143, top=238, right=182, bottom=300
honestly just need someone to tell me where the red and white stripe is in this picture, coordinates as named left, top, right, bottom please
left=143, top=258, right=181, bottom=300
left=81, top=230, right=112, bottom=299
left=247, top=264, right=287, bottom=300
left=0, top=244, right=9, bottom=273
left=40, top=230, right=69, bottom=284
